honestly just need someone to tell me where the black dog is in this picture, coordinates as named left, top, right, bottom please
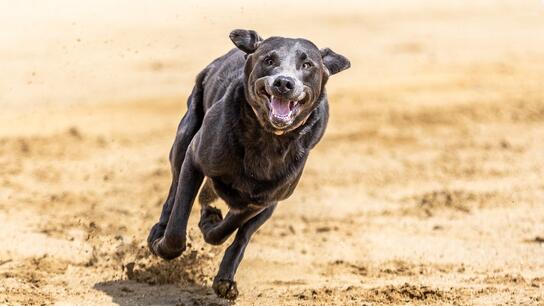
left=147, top=29, right=350, bottom=299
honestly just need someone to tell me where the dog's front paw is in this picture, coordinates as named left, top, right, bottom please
left=147, top=223, right=165, bottom=254
left=150, top=236, right=185, bottom=260
left=147, top=224, right=186, bottom=260
left=213, top=279, right=239, bottom=300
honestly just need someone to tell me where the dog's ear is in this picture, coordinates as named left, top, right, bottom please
left=230, top=29, right=263, bottom=54
left=320, top=48, right=351, bottom=76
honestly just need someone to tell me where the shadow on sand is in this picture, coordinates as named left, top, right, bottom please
left=94, top=280, right=232, bottom=306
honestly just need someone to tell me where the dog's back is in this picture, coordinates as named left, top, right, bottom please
left=200, top=49, right=246, bottom=113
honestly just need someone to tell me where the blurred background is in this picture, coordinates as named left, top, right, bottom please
left=1, top=1, right=543, bottom=305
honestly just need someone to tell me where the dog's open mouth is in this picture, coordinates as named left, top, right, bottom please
left=258, top=88, right=304, bottom=128
left=269, top=96, right=299, bottom=121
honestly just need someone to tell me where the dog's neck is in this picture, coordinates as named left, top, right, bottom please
left=234, top=82, right=323, bottom=181
left=237, top=90, right=311, bottom=181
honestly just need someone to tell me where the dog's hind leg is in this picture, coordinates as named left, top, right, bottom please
left=198, top=178, right=219, bottom=206
left=212, top=203, right=277, bottom=300
left=198, top=179, right=224, bottom=234
left=147, top=71, right=207, bottom=256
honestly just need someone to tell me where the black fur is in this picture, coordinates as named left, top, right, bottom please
left=147, top=29, right=350, bottom=299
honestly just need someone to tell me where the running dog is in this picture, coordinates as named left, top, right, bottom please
left=147, top=29, right=350, bottom=299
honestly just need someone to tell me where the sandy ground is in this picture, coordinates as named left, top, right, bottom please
left=1, top=1, right=544, bottom=305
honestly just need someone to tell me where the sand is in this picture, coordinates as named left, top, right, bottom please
left=1, top=1, right=544, bottom=305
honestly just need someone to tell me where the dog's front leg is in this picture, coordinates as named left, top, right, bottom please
left=199, top=203, right=268, bottom=245
left=147, top=87, right=203, bottom=253
left=213, top=203, right=277, bottom=300
left=150, top=151, right=204, bottom=260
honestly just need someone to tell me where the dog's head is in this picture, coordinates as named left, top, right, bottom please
left=230, top=29, right=350, bottom=135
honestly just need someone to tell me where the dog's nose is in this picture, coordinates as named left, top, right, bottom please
left=272, top=76, right=295, bottom=95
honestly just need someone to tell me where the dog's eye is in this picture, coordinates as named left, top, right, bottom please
left=302, top=62, right=313, bottom=69
left=264, top=57, right=274, bottom=66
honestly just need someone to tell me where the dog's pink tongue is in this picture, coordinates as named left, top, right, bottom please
left=270, top=96, right=290, bottom=117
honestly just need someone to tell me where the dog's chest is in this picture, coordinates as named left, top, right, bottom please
left=242, top=136, right=305, bottom=181
left=213, top=139, right=307, bottom=206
